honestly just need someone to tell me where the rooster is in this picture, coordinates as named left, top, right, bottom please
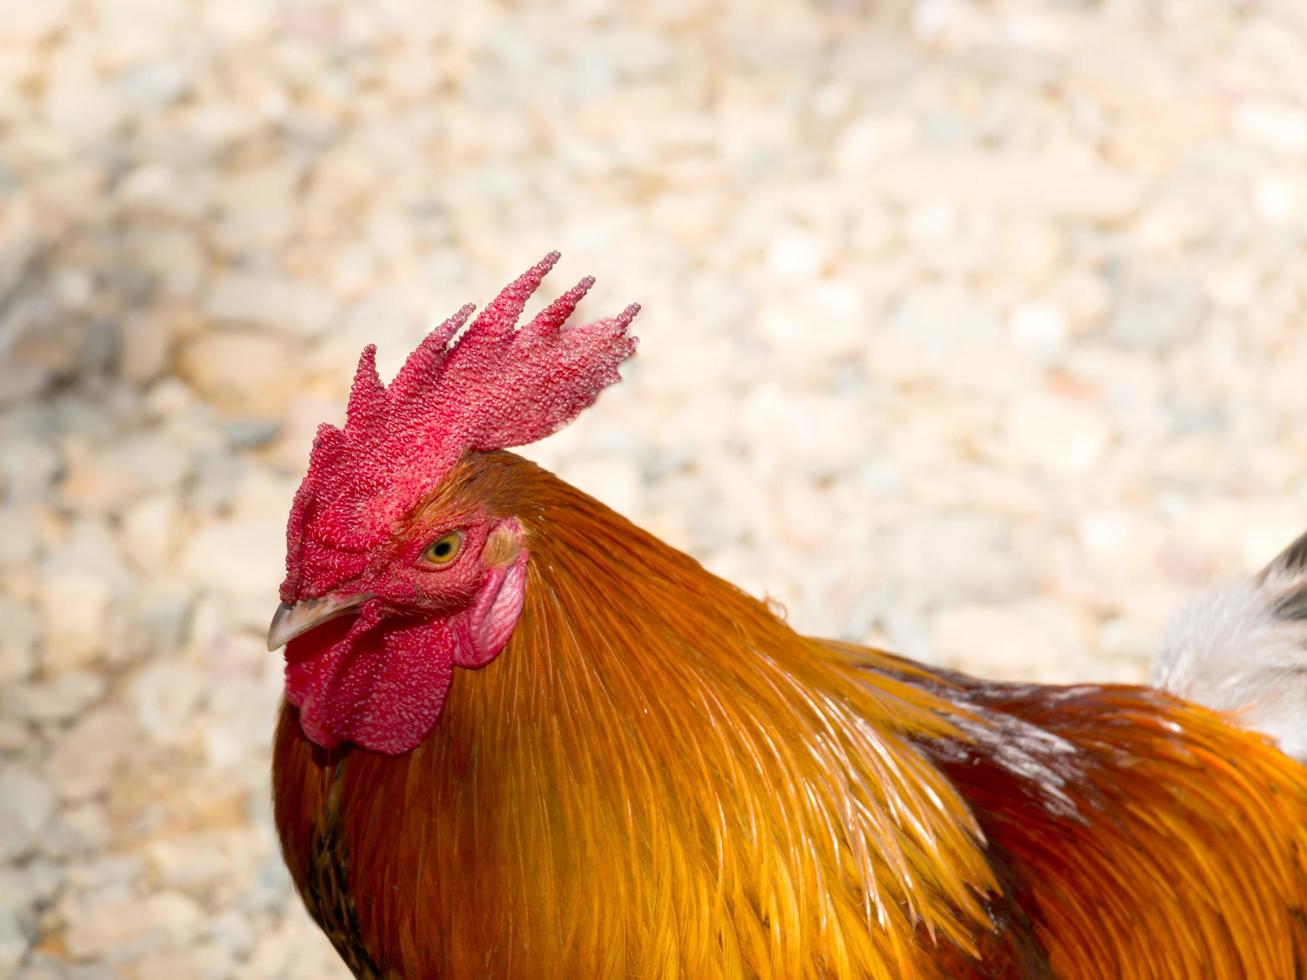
left=269, top=254, right=1307, bottom=979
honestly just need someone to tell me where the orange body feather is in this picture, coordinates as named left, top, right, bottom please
left=274, top=452, right=1307, bottom=978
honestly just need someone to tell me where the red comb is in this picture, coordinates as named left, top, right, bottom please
left=281, top=253, right=639, bottom=601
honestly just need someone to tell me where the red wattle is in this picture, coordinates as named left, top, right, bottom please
left=285, top=603, right=456, bottom=755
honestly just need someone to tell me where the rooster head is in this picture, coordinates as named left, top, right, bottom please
left=268, top=253, right=639, bottom=754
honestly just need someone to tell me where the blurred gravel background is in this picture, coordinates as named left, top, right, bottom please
left=3, top=0, right=1307, bottom=976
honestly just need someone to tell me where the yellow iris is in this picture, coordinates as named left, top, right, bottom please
left=422, top=530, right=464, bottom=566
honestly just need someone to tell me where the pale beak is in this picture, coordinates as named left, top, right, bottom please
left=266, top=593, right=375, bottom=651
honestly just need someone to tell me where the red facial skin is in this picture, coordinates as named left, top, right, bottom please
left=276, top=252, right=638, bottom=755
left=284, top=517, right=527, bottom=755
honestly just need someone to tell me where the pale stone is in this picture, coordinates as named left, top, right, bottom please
left=177, top=332, right=295, bottom=412
left=204, top=685, right=274, bottom=770
left=1110, top=275, right=1206, bottom=350
left=765, top=224, right=829, bottom=281
left=902, top=201, right=957, bottom=243
left=566, top=456, right=643, bottom=517
left=0, top=911, right=26, bottom=973
left=872, top=285, right=1007, bottom=388
left=43, top=62, right=127, bottom=146
left=116, top=163, right=184, bottom=212
left=145, top=829, right=261, bottom=894
left=1008, top=302, right=1068, bottom=352
left=0, top=596, right=39, bottom=683
left=0, top=0, right=72, bottom=41
left=211, top=163, right=300, bottom=250
left=205, top=271, right=336, bottom=336
left=849, top=207, right=897, bottom=254
left=1135, top=200, right=1213, bottom=255
left=0, top=435, right=62, bottom=504
left=59, top=432, right=191, bottom=515
left=757, top=285, right=869, bottom=363
left=131, top=946, right=238, bottom=980
left=1251, top=173, right=1301, bottom=225
left=46, top=802, right=113, bottom=860
left=63, top=891, right=203, bottom=961
left=869, top=151, right=1143, bottom=220
left=127, top=661, right=208, bottom=740
left=0, top=866, right=40, bottom=973
left=125, top=225, right=206, bottom=299
left=911, top=0, right=985, bottom=45
left=1047, top=268, right=1111, bottom=333
left=37, top=570, right=112, bottom=671
left=114, top=61, right=190, bottom=111
left=115, top=311, right=174, bottom=384
left=180, top=517, right=284, bottom=599
left=0, top=506, right=39, bottom=565
left=931, top=600, right=1094, bottom=684
left=878, top=516, right=1030, bottom=602
left=1232, top=99, right=1307, bottom=157
left=145, top=377, right=197, bottom=417
left=0, top=719, right=28, bottom=751
left=0, top=768, right=56, bottom=862
left=1003, top=391, right=1112, bottom=475
left=832, top=114, right=918, bottom=172
left=2, top=670, right=105, bottom=722
left=120, top=493, right=182, bottom=571
left=49, top=707, right=138, bottom=801
left=995, top=220, right=1063, bottom=288
left=244, top=911, right=353, bottom=980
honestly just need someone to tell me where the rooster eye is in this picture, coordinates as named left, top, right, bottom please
left=421, top=530, right=464, bottom=567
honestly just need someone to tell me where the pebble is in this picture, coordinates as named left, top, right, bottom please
left=1007, top=302, right=1069, bottom=352
left=1232, top=98, right=1307, bottom=157
left=1002, top=390, right=1113, bottom=475
left=115, top=311, right=175, bottom=384
left=177, top=332, right=296, bottom=413
left=872, top=285, right=1008, bottom=390
left=0, top=597, right=40, bottom=683
left=222, top=418, right=283, bottom=450
left=43, top=60, right=127, bottom=147
left=1110, top=274, right=1207, bottom=350
left=0, top=768, right=57, bottom=862
left=878, top=516, right=1032, bottom=604
left=63, top=891, right=204, bottom=962
left=48, top=707, right=138, bottom=801
left=931, top=599, right=1094, bottom=684
left=47, top=803, right=114, bottom=860
left=113, top=61, right=190, bottom=112
left=764, top=224, right=830, bottom=282
left=2, top=671, right=106, bottom=723
left=179, top=517, right=285, bottom=599
left=869, top=151, right=1143, bottom=221
left=0, top=0, right=72, bottom=42
left=204, top=271, right=336, bottom=337
left=0, top=434, right=62, bottom=505
left=1250, top=172, right=1302, bottom=225
left=0, top=866, right=48, bottom=974
left=126, top=226, right=207, bottom=299
left=119, top=494, right=181, bottom=572
left=145, top=829, right=261, bottom=896
left=0, top=720, right=30, bottom=752
left=565, top=456, right=644, bottom=517
left=36, top=568, right=115, bottom=673
left=127, top=662, right=208, bottom=741
left=41, top=519, right=134, bottom=591
left=0, top=508, right=39, bottom=567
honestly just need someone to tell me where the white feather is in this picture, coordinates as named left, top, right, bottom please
left=1154, top=536, right=1307, bottom=762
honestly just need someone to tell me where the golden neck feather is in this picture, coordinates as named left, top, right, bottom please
left=335, top=453, right=1000, bottom=978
